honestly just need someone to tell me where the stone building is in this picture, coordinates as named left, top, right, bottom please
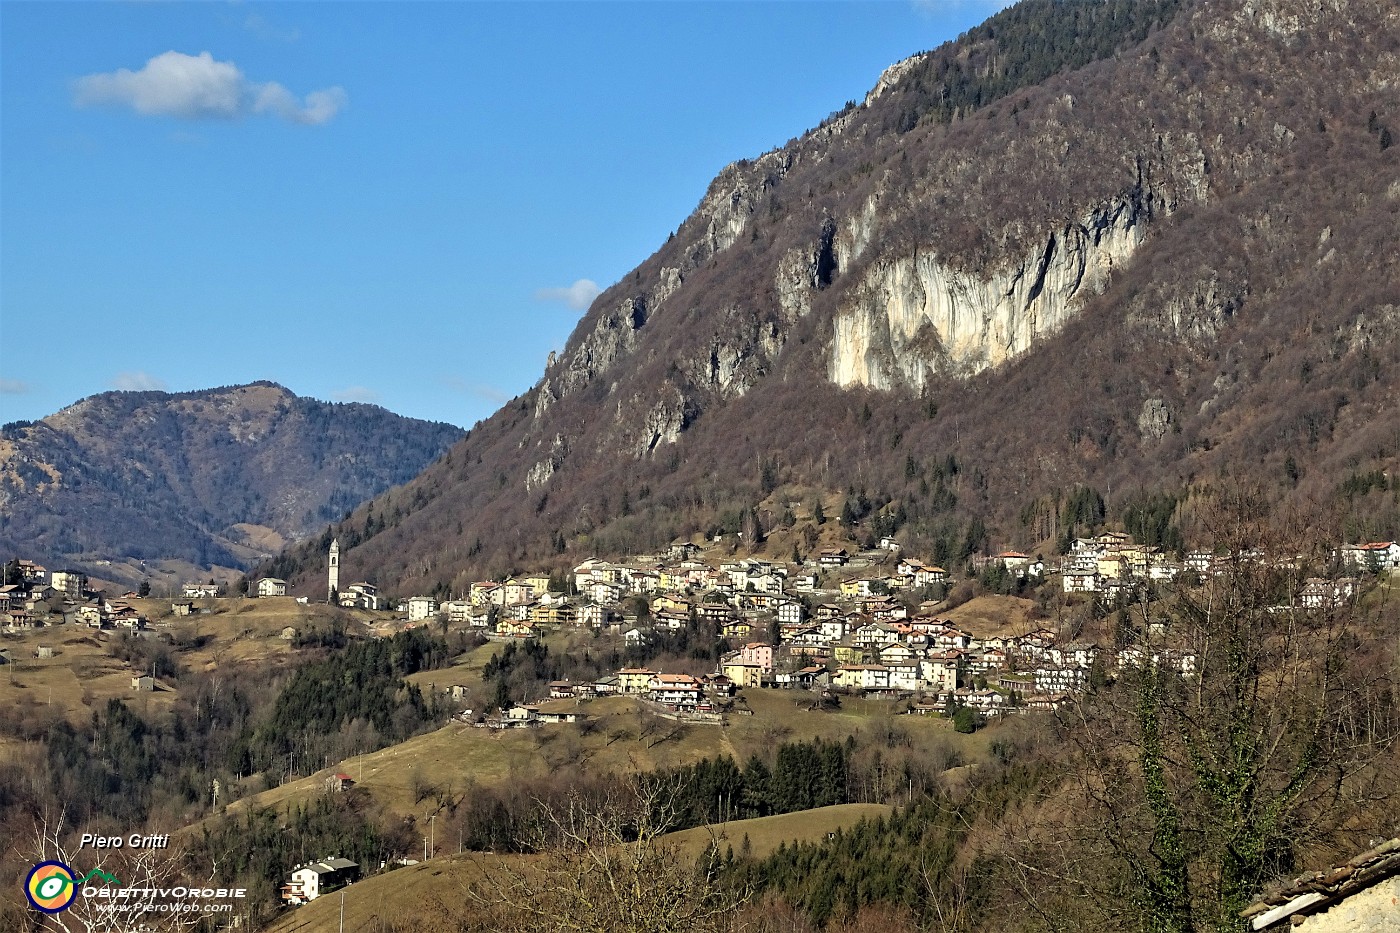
left=1242, top=838, right=1400, bottom=931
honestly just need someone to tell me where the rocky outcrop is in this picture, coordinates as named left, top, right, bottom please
left=863, top=55, right=925, bottom=106
left=829, top=199, right=1149, bottom=391
left=552, top=296, right=650, bottom=398
left=1138, top=398, right=1173, bottom=441
left=775, top=219, right=838, bottom=320
left=690, top=150, right=792, bottom=264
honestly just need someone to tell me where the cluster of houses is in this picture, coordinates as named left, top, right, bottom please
left=1057, top=532, right=1392, bottom=601
left=254, top=576, right=383, bottom=609
left=1, top=560, right=84, bottom=629
left=1059, top=532, right=1179, bottom=595
left=1, top=563, right=158, bottom=633
left=1337, top=541, right=1400, bottom=572
left=411, top=546, right=1131, bottom=717
left=11, top=524, right=1391, bottom=715
left=406, top=546, right=955, bottom=643
left=479, top=621, right=1114, bottom=719
left=417, top=528, right=1395, bottom=719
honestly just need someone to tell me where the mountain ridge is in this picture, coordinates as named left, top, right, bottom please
left=263, top=0, right=1399, bottom=597
left=0, top=382, right=463, bottom=580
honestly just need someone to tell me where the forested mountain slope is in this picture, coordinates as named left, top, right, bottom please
left=267, top=0, right=1399, bottom=597
left=0, top=382, right=462, bottom=574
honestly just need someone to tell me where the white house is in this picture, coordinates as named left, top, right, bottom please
left=340, top=582, right=382, bottom=611
left=1339, top=542, right=1399, bottom=571
left=501, top=579, right=534, bottom=605
left=587, top=580, right=624, bottom=605
left=834, top=664, right=891, bottom=692
left=920, top=651, right=963, bottom=692
left=993, top=552, right=1043, bottom=578
left=887, top=662, right=921, bottom=692
left=815, top=618, right=847, bottom=643
left=852, top=622, right=901, bottom=648
left=773, top=598, right=805, bottom=626
left=443, top=600, right=474, bottom=623
left=406, top=596, right=438, bottom=621
left=1034, top=665, right=1087, bottom=693
left=281, top=859, right=359, bottom=904
left=878, top=642, right=917, bottom=665
left=579, top=602, right=617, bottom=629
left=649, top=673, right=704, bottom=708
left=1300, top=577, right=1359, bottom=609
left=256, top=578, right=287, bottom=598
left=469, top=582, right=501, bottom=606
left=50, top=571, right=86, bottom=598
left=1062, top=570, right=1099, bottom=594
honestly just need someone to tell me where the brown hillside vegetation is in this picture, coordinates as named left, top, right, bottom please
left=256, top=0, right=1400, bottom=600
left=257, top=805, right=892, bottom=933
left=0, top=381, right=462, bottom=578
left=189, top=686, right=979, bottom=833
left=0, top=598, right=367, bottom=741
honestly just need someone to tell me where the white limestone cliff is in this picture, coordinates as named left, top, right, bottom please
left=829, top=199, right=1148, bottom=390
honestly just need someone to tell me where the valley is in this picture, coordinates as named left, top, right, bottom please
left=3, top=0, right=1399, bottom=930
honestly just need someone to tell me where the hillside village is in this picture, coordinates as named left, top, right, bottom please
left=6, top=533, right=1389, bottom=724
left=4, top=529, right=1353, bottom=731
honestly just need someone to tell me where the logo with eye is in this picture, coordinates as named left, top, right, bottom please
left=25, top=861, right=78, bottom=913
left=24, top=862, right=121, bottom=914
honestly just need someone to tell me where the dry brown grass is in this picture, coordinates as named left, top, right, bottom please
left=189, top=683, right=978, bottom=839
left=0, top=626, right=178, bottom=727
left=938, top=595, right=1040, bottom=639
left=256, top=804, right=889, bottom=933
left=0, top=598, right=372, bottom=730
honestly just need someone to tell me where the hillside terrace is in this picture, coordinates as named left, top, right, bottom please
left=8, top=534, right=1390, bottom=720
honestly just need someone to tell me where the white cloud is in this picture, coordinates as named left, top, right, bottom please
left=331, top=386, right=380, bottom=403
left=253, top=82, right=348, bottom=125
left=0, top=378, right=30, bottom=394
left=111, top=371, right=168, bottom=392
left=74, top=51, right=346, bottom=125
left=534, top=278, right=602, bottom=311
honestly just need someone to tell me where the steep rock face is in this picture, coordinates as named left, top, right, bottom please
left=693, top=151, right=793, bottom=262
left=830, top=198, right=1149, bottom=389
left=550, top=296, right=650, bottom=399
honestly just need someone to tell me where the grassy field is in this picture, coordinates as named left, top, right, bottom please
left=7, top=591, right=1013, bottom=827
left=0, top=598, right=371, bottom=753
left=258, top=803, right=892, bottom=933
left=0, top=624, right=183, bottom=734
left=664, top=802, right=893, bottom=859
left=196, top=683, right=977, bottom=833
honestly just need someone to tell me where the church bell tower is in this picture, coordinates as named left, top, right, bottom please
left=328, top=538, right=340, bottom=603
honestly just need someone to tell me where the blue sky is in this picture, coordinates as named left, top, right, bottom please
left=2, top=1, right=1009, bottom=429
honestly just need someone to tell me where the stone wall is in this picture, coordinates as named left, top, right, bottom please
left=1296, top=876, right=1400, bottom=932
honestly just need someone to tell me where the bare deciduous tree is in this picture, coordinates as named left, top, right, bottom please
left=462, top=778, right=749, bottom=933
left=1020, top=491, right=1400, bottom=933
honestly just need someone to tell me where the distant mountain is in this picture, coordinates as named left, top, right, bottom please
left=267, top=0, right=1399, bottom=597
left=0, top=382, right=462, bottom=577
